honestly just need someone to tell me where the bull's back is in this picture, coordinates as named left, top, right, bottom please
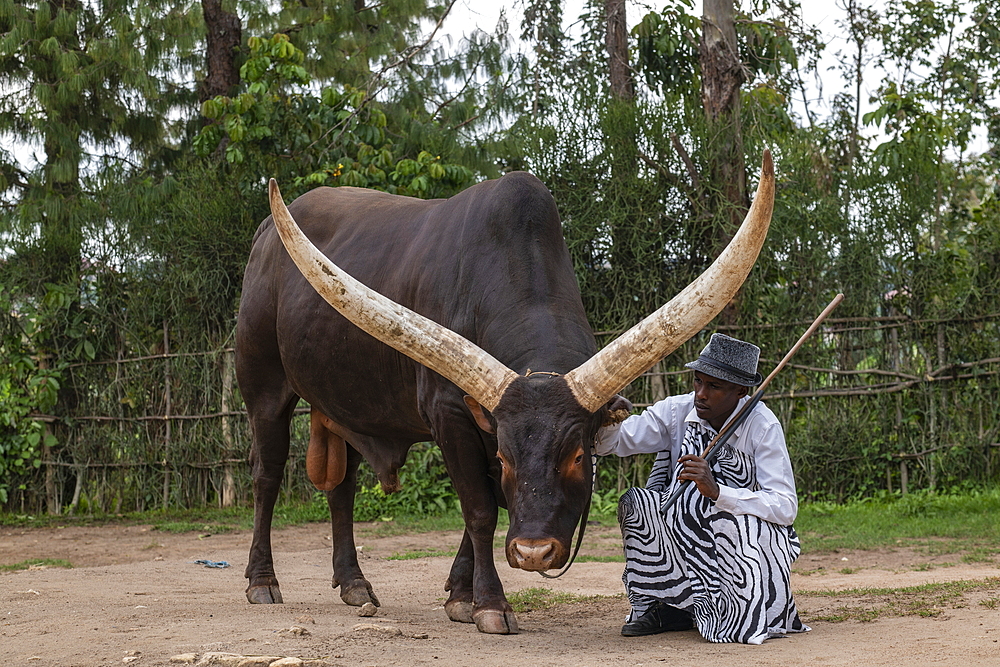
left=236, top=173, right=587, bottom=433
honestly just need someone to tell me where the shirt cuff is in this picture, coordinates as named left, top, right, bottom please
left=713, top=485, right=739, bottom=511
left=594, top=424, right=622, bottom=456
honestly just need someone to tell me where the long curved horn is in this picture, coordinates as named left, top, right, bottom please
left=268, top=179, right=519, bottom=411
left=564, top=150, right=775, bottom=412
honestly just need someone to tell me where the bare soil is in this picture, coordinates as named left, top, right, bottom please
left=2, top=521, right=998, bottom=666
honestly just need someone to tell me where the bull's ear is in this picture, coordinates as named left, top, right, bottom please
left=602, top=395, right=633, bottom=426
left=464, top=395, right=495, bottom=434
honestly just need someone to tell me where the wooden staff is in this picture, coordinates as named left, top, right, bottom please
left=662, top=293, right=845, bottom=510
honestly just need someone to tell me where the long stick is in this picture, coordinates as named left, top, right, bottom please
left=662, top=293, right=845, bottom=510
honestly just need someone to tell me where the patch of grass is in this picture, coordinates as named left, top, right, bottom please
left=811, top=606, right=881, bottom=623
left=0, top=502, right=471, bottom=536
left=386, top=548, right=457, bottom=561
left=152, top=521, right=236, bottom=534
left=980, top=597, right=999, bottom=609
left=961, top=548, right=998, bottom=564
left=1, top=558, right=73, bottom=572
left=803, top=577, right=998, bottom=599
left=0, top=505, right=257, bottom=532
left=355, top=509, right=473, bottom=538
left=506, top=587, right=596, bottom=613
left=797, top=488, right=1000, bottom=553
left=800, top=577, right=1000, bottom=623
left=838, top=567, right=857, bottom=574
left=575, top=554, right=625, bottom=563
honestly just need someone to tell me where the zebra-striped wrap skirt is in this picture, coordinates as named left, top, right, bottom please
left=616, top=424, right=810, bottom=644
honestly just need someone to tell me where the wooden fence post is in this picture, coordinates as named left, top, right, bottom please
left=221, top=349, right=235, bottom=507
left=38, top=355, right=60, bottom=515
left=162, top=321, right=171, bottom=510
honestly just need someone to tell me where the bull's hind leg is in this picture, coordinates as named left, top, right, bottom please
left=244, top=396, right=297, bottom=604
left=444, top=529, right=475, bottom=622
left=327, top=443, right=380, bottom=607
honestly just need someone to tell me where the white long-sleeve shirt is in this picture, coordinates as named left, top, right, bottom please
left=596, top=392, right=799, bottom=526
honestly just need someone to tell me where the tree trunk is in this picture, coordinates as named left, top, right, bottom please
left=700, top=0, right=747, bottom=322
left=200, top=0, right=242, bottom=102
left=604, top=0, right=644, bottom=328
left=605, top=0, right=634, bottom=101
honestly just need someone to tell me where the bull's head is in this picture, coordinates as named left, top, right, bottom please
left=267, top=152, right=775, bottom=571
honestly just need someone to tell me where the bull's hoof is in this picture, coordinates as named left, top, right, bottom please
left=444, top=599, right=475, bottom=623
left=472, top=608, right=519, bottom=634
left=246, top=584, right=283, bottom=604
left=339, top=578, right=380, bottom=607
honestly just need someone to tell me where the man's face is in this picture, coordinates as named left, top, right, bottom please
left=692, top=371, right=748, bottom=431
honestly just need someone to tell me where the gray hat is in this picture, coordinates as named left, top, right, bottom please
left=684, top=333, right=762, bottom=387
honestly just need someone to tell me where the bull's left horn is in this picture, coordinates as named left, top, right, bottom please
left=564, top=150, right=775, bottom=412
left=268, top=179, right=519, bottom=412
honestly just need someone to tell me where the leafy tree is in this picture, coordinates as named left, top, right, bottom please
left=0, top=283, right=94, bottom=506
left=194, top=33, right=476, bottom=198
left=0, top=0, right=171, bottom=289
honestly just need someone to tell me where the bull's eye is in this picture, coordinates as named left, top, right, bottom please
left=574, top=453, right=584, bottom=466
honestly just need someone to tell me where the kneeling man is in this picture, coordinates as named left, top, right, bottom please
left=597, top=334, right=809, bottom=644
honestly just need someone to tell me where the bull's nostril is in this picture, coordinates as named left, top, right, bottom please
left=512, top=541, right=557, bottom=569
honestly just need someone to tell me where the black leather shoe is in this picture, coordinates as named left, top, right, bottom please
left=621, top=601, right=694, bottom=637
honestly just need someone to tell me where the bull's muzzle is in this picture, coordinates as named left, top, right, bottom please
left=506, top=537, right=566, bottom=571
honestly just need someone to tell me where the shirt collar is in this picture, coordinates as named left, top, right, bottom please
left=683, top=392, right=754, bottom=437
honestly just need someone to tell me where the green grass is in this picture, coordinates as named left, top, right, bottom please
left=386, top=548, right=458, bottom=560
left=355, top=511, right=474, bottom=538
left=1, top=558, right=73, bottom=572
left=800, top=577, right=1000, bottom=622
left=575, top=554, right=625, bottom=563
left=796, top=488, right=1000, bottom=554
left=506, top=587, right=607, bottom=612
left=0, top=501, right=468, bottom=535
left=0, top=505, right=258, bottom=531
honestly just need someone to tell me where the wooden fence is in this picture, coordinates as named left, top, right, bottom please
left=7, top=313, right=1000, bottom=514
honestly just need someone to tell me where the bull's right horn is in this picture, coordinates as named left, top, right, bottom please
left=268, top=179, right=520, bottom=412
left=564, top=150, right=775, bottom=413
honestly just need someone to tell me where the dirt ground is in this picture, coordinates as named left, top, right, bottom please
left=2, top=521, right=998, bottom=667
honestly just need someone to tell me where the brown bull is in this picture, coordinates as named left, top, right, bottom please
left=236, top=153, right=774, bottom=634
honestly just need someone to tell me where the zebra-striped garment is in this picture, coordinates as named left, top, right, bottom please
left=617, top=421, right=809, bottom=644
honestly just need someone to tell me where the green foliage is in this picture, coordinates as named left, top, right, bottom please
left=589, top=485, right=625, bottom=521
left=0, top=0, right=170, bottom=288
left=0, top=283, right=97, bottom=503
left=350, top=443, right=459, bottom=522
left=194, top=32, right=475, bottom=198
left=633, top=0, right=810, bottom=102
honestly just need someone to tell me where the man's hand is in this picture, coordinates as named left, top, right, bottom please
left=676, top=454, right=720, bottom=501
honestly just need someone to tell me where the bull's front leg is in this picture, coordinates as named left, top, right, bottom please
left=437, top=425, right=517, bottom=634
